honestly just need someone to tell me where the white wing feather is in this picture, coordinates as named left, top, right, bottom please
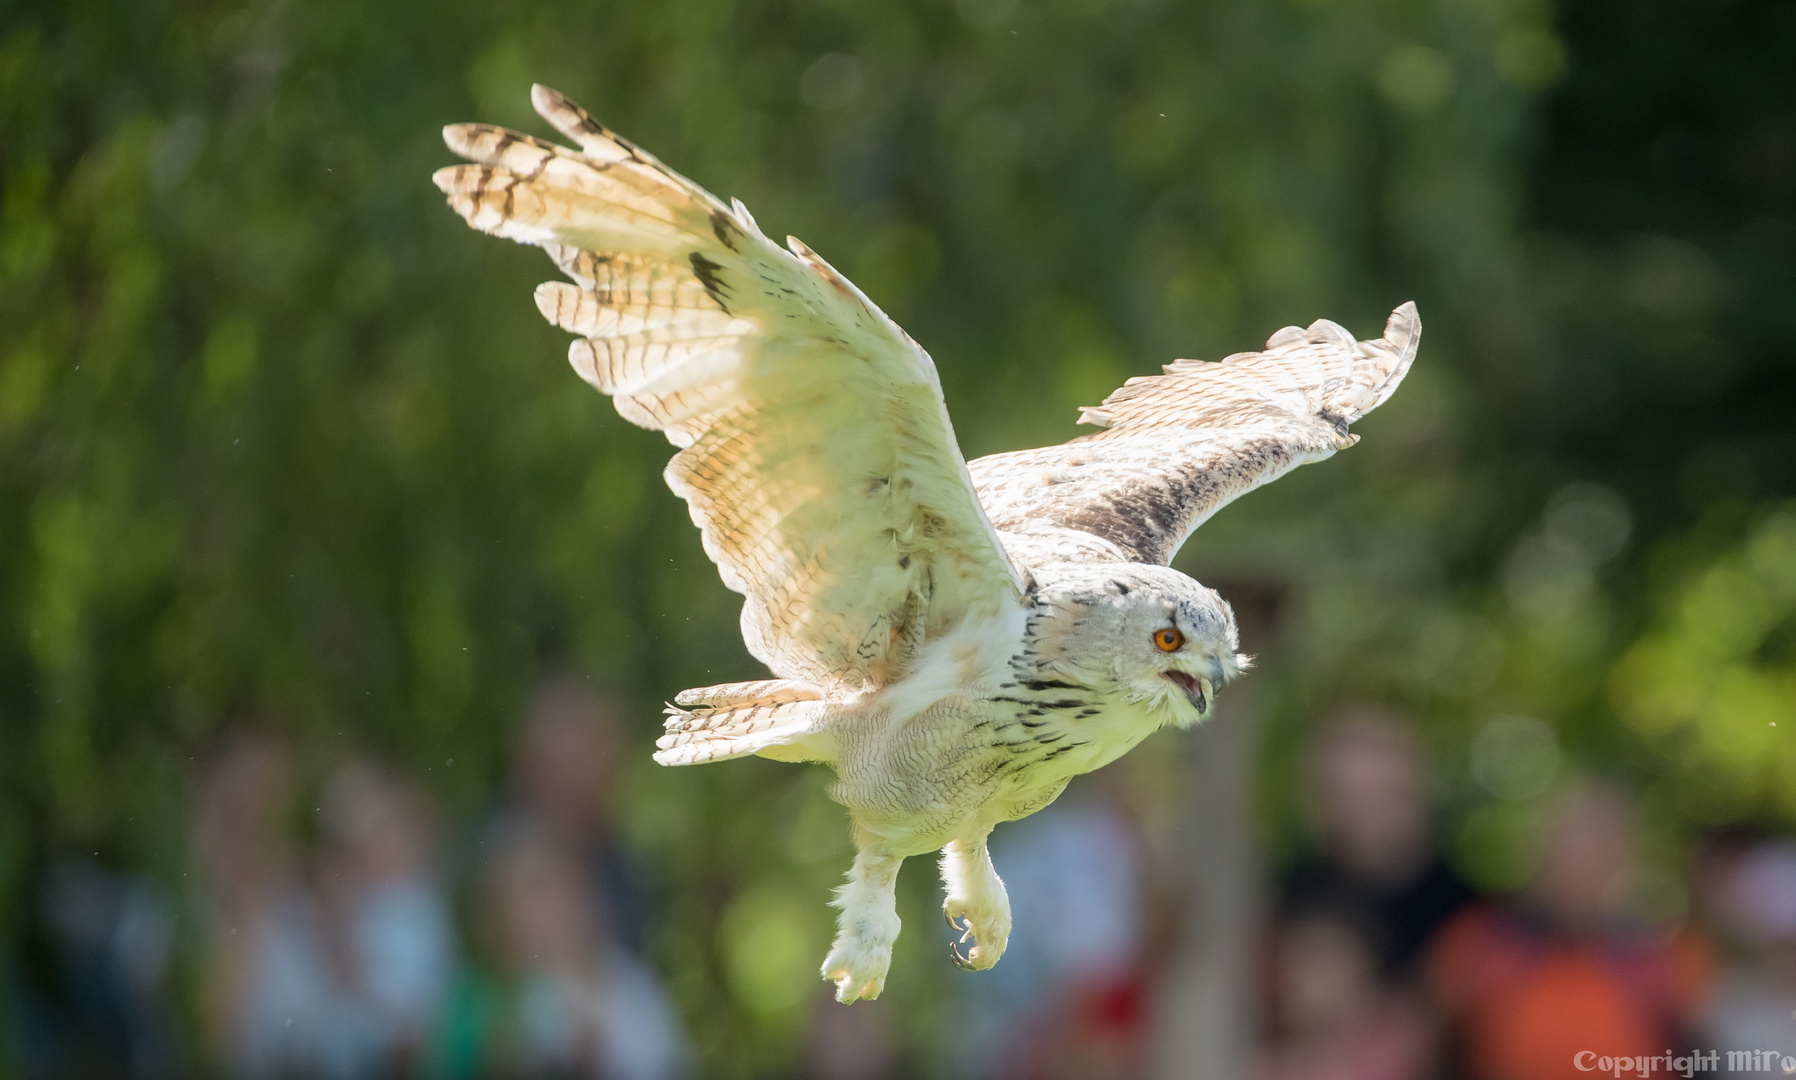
left=435, top=86, right=1022, bottom=690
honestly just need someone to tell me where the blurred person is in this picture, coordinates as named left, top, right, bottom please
left=191, top=731, right=381, bottom=1078
left=507, top=675, right=647, bottom=953
left=1701, top=839, right=1796, bottom=1073
left=18, top=855, right=180, bottom=1077
left=429, top=675, right=688, bottom=1079
left=1430, top=781, right=1712, bottom=1080
left=956, top=775, right=1146, bottom=1080
left=1254, top=906, right=1432, bottom=1080
left=435, top=820, right=687, bottom=1080
left=315, top=758, right=457, bottom=1072
left=1281, top=709, right=1477, bottom=979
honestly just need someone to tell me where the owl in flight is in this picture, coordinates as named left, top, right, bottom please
left=436, top=86, right=1419, bottom=1003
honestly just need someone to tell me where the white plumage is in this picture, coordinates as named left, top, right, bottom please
left=435, top=86, right=1421, bottom=1002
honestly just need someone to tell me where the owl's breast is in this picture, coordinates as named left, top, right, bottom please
left=975, top=682, right=1160, bottom=796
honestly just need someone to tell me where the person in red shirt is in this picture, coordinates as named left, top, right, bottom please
left=1430, top=782, right=1712, bottom=1080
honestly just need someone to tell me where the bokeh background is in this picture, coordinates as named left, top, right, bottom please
left=2, top=0, right=1793, bottom=1077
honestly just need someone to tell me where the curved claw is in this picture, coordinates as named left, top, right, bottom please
left=949, top=939, right=975, bottom=970
left=944, top=907, right=961, bottom=930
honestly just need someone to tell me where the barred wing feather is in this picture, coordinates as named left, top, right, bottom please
left=968, top=304, right=1420, bottom=567
left=435, top=85, right=1023, bottom=689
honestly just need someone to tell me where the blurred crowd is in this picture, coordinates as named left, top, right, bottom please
left=14, top=697, right=1796, bottom=1080
left=946, top=709, right=1796, bottom=1080
left=184, top=676, right=690, bottom=1080
left=18, top=677, right=689, bottom=1080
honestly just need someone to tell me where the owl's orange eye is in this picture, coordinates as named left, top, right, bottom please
left=1153, top=627, right=1184, bottom=652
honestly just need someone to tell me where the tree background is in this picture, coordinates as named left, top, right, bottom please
left=1, top=0, right=1791, bottom=1074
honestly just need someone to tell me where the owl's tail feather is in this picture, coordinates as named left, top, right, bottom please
left=655, top=680, right=833, bottom=766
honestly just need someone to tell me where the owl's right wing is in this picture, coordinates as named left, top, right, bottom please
left=967, top=304, right=1419, bottom=567
left=435, top=86, right=1023, bottom=690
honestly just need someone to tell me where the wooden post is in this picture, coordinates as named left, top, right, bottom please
left=1146, top=582, right=1283, bottom=1080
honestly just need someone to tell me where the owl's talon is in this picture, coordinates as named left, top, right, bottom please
left=940, top=890, right=1008, bottom=971
left=950, top=940, right=975, bottom=970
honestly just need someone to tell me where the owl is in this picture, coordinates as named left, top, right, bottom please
left=435, top=86, right=1419, bottom=1001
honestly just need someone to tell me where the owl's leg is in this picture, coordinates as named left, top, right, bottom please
left=820, top=838, right=903, bottom=1003
left=939, top=832, right=1010, bottom=971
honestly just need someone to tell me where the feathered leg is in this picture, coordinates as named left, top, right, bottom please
left=821, top=836, right=903, bottom=1002
left=940, top=833, right=1010, bottom=971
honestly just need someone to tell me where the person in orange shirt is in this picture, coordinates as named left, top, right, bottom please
left=1430, top=782, right=1712, bottom=1080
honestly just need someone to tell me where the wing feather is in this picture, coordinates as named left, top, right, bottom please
left=969, top=304, right=1420, bottom=567
left=437, top=86, right=1022, bottom=689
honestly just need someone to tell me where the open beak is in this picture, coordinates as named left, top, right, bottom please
left=1162, top=670, right=1209, bottom=714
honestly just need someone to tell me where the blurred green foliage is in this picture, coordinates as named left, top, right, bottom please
left=1, top=0, right=1792, bottom=1073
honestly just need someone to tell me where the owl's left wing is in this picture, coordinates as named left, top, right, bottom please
left=435, top=86, right=1023, bottom=690
left=968, top=304, right=1419, bottom=567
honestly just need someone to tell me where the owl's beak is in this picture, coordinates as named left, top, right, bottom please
left=1162, top=670, right=1208, bottom=713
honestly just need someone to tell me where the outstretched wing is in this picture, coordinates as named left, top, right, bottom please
left=967, top=304, right=1420, bottom=567
left=435, top=86, right=1023, bottom=689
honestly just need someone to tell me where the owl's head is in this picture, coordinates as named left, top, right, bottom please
left=1026, top=562, right=1248, bottom=728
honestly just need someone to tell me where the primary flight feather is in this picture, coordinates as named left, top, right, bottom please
left=435, top=85, right=1420, bottom=1002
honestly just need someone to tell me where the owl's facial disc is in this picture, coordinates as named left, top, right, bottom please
left=1026, top=562, right=1241, bottom=727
